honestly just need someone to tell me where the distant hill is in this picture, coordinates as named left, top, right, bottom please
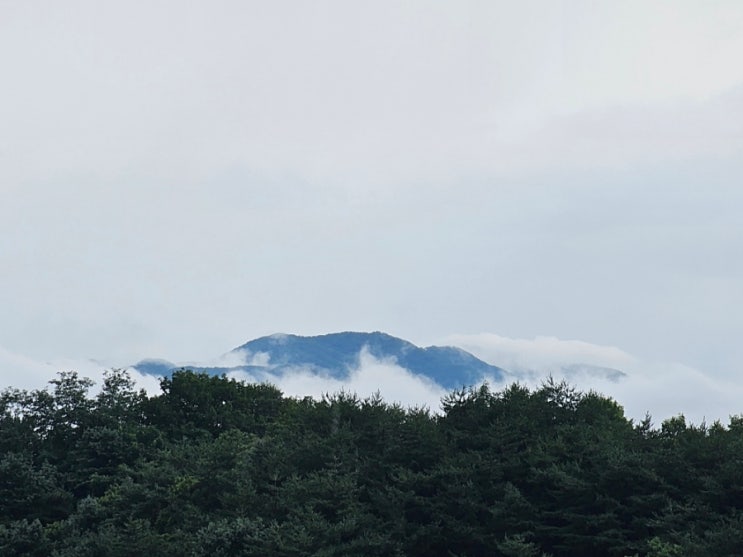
left=134, top=331, right=507, bottom=390
left=131, top=358, right=178, bottom=376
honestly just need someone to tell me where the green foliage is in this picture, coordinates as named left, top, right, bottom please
left=497, top=534, right=551, bottom=557
left=646, top=536, right=684, bottom=557
left=0, top=518, right=48, bottom=557
left=144, top=370, right=283, bottom=438
left=0, top=452, right=72, bottom=522
left=1, top=369, right=742, bottom=556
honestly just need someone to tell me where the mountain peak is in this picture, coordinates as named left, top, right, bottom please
left=232, top=331, right=505, bottom=388
left=132, top=331, right=508, bottom=390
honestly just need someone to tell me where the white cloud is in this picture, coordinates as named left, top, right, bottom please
left=0, top=346, right=63, bottom=392
left=447, top=333, right=743, bottom=425
left=217, top=336, right=743, bottom=425
left=0, top=345, right=162, bottom=396
left=228, top=348, right=446, bottom=411
left=446, top=333, right=635, bottom=373
left=1, top=1, right=741, bottom=414
left=1, top=1, right=741, bottom=192
left=4, top=338, right=742, bottom=428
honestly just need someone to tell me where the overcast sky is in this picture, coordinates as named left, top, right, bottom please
left=2, top=1, right=743, bottom=419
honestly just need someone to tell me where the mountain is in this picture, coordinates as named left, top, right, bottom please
left=131, top=358, right=178, bottom=376
left=233, top=332, right=507, bottom=388
left=134, top=331, right=507, bottom=389
left=558, top=363, right=627, bottom=382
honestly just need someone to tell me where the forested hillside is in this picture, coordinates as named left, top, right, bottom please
left=1, top=369, right=742, bottom=556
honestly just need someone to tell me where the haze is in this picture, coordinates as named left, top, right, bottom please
left=2, top=1, right=742, bottom=421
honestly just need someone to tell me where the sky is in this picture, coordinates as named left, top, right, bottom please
left=2, top=1, right=743, bottom=422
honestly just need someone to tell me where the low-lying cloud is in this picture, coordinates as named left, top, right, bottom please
left=446, top=333, right=636, bottom=374
left=0, top=345, right=162, bottom=396
left=448, top=333, right=743, bottom=426
left=227, top=348, right=446, bottom=411
left=4, top=336, right=742, bottom=427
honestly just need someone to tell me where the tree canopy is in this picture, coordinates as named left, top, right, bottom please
left=1, top=370, right=742, bottom=556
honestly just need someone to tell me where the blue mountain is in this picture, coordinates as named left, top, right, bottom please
left=232, top=332, right=506, bottom=389
left=134, top=331, right=507, bottom=390
left=131, top=358, right=178, bottom=376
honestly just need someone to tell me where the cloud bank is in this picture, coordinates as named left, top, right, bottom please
left=0, top=345, right=161, bottom=396
left=227, top=348, right=446, bottom=411
left=446, top=333, right=636, bottom=374
left=448, top=333, right=743, bottom=426
left=3, top=336, right=742, bottom=427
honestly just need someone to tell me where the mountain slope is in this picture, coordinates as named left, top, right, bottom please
left=135, top=331, right=507, bottom=390
left=232, top=332, right=507, bottom=388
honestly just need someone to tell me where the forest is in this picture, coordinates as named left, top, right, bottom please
left=1, top=368, right=742, bottom=556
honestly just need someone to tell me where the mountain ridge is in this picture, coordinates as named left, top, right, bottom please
left=133, top=331, right=508, bottom=389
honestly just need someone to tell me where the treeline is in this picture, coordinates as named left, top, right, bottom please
left=1, top=369, right=743, bottom=556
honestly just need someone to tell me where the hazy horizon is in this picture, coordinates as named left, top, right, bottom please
left=2, top=1, right=742, bottom=423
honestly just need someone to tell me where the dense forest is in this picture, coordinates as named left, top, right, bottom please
left=1, top=369, right=743, bottom=556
